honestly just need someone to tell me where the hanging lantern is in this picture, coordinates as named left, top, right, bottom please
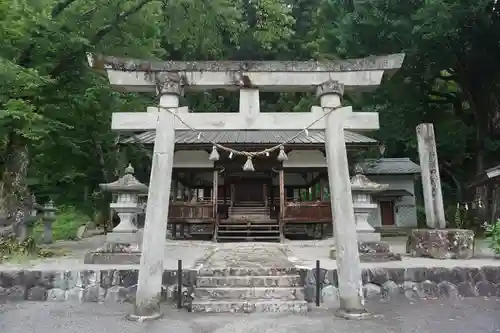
left=379, top=144, right=386, bottom=156
left=229, top=151, right=233, bottom=159
left=277, top=145, right=288, bottom=161
left=243, top=156, right=255, bottom=172
left=209, top=145, right=220, bottom=161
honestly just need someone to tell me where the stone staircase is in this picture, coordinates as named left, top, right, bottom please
left=216, top=204, right=280, bottom=242
left=191, top=266, right=308, bottom=313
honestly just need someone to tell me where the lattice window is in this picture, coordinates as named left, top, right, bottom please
left=396, top=204, right=417, bottom=227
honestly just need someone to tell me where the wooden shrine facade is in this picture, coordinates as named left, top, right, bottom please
left=125, top=129, right=377, bottom=239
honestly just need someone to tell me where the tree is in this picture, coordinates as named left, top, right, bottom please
left=315, top=0, right=500, bottom=206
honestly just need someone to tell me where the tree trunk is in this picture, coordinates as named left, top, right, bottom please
left=0, top=132, right=29, bottom=234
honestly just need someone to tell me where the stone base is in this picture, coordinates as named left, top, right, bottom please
left=84, top=232, right=143, bottom=264
left=330, top=241, right=401, bottom=263
left=357, top=232, right=381, bottom=243
left=335, top=308, right=373, bottom=320
left=408, top=229, right=474, bottom=259
left=84, top=252, right=141, bottom=264
left=106, top=231, right=142, bottom=245
left=126, top=312, right=163, bottom=322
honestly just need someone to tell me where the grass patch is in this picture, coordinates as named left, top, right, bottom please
left=0, top=236, right=56, bottom=263
left=33, top=206, right=91, bottom=242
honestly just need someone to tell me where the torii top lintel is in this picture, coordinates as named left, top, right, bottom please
left=87, top=53, right=405, bottom=93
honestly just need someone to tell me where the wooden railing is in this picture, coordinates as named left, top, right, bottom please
left=282, top=201, right=332, bottom=223
left=168, top=202, right=214, bottom=221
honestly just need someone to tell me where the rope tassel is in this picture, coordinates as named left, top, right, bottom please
left=242, top=156, right=255, bottom=172
left=209, top=145, right=220, bottom=161
left=277, top=145, right=288, bottom=161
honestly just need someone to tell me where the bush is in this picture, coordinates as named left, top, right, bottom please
left=33, top=206, right=91, bottom=241
left=485, top=219, right=500, bottom=254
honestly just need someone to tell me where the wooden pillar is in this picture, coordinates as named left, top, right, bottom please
left=171, top=177, right=176, bottom=202
left=223, top=177, right=227, bottom=204
left=212, top=169, right=218, bottom=216
left=279, top=168, right=285, bottom=242
left=263, top=184, right=268, bottom=208
left=230, top=183, right=235, bottom=207
left=320, top=178, right=325, bottom=201
left=270, top=182, right=275, bottom=206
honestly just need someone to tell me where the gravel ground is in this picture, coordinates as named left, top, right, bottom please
left=1, top=297, right=499, bottom=333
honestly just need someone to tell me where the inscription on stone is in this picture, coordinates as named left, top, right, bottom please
left=416, top=123, right=446, bottom=229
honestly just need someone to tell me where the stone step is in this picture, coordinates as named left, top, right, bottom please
left=232, top=202, right=266, bottom=207
left=220, top=222, right=277, bottom=226
left=217, top=236, right=280, bottom=242
left=218, top=230, right=279, bottom=234
left=228, top=214, right=270, bottom=219
left=194, top=287, right=305, bottom=301
left=196, top=275, right=301, bottom=288
left=190, top=300, right=308, bottom=313
left=231, top=206, right=267, bottom=209
left=218, top=224, right=278, bottom=228
left=198, top=267, right=297, bottom=277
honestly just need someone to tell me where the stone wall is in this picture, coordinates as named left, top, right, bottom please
left=299, top=266, right=500, bottom=304
left=2, top=266, right=499, bottom=306
left=0, top=269, right=196, bottom=307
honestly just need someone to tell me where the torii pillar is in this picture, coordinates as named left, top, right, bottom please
left=317, top=81, right=366, bottom=317
left=129, top=77, right=181, bottom=321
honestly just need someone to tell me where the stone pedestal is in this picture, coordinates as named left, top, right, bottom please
left=408, top=229, right=475, bottom=259
left=354, top=205, right=381, bottom=242
left=330, top=241, right=401, bottom=263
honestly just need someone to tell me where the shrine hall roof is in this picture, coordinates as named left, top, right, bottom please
left=358, top=158, right=421, bottom=175
left=120, top=130, right=377, bottom=145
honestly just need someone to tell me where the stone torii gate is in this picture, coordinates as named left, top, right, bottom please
left=87, top=54, right=405, bottom=320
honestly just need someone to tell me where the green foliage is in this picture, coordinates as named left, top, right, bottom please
left=33, top=206, right=90, bottom=241
left=0, top=0, right=499, bottom=227
left=485, top=219, right=500, bottom=254
left=416, top=206, right=427, bottom=228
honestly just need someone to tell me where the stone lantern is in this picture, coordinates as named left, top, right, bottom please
left=350, top=164, right=389, bottom=242
left=41, top=199, right=58, bottom=244
left=99, top=164, right=148, bottom=247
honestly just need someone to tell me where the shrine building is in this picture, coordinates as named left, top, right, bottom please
left=122, top=131, right=420, bottom=242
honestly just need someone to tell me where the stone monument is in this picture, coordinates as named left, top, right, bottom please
left=87, top=53, right=405, bottom=320
left=85, top=164, right=148, bottom=264
left=410, top=123, right=474, bottom=259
